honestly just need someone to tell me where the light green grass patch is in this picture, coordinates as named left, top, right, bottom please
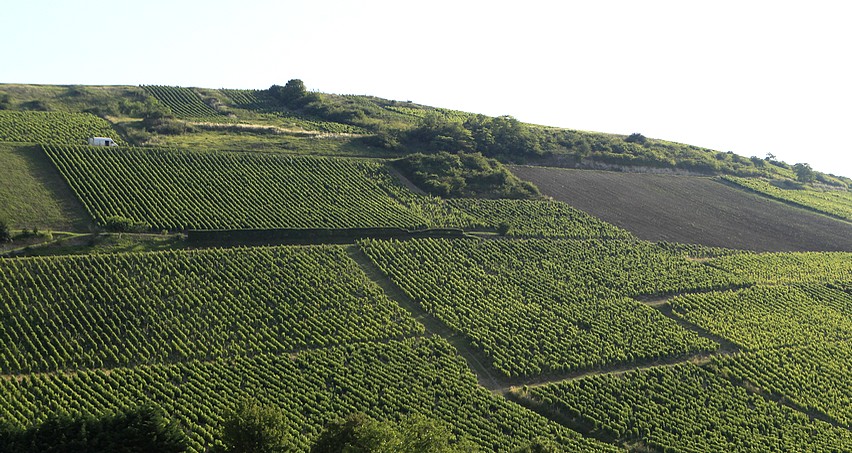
left=0, top=143, right=89, bottom=230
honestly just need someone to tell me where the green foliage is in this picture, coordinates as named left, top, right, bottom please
left=669, top=284, right=852, bottom=350
left=360, top=238, right=732, bottom=377
left=447, top=199, right=634, bottom=238
left=722, top=176, right=852, bottom=221
left=0, top=245, right=422, bottom=374
left=311, top=413, right=477, bottom=453
left=709, top=341, right=852, bottom=426
left=0, top=110, right=121, bottom=144
left=103, top=215, right=151, bottom=232
left=0, top=219, right=10, bottom=243
left=219, top=400, right=291, bottom=453
left=624, top=132, right=647, bottom=144
left=395, top=152, right=540, bottom=198
left=268, top=79, right=320, bottom=109
left=0, top=405, right=189, bottom=452
left=523, top=363, right=852, bottom=451
left=708, top=250, right=852, bottom=285
left=794, top=162, right=816, bottom=183
left=0, top=338, right=615, bottom=452
left=141, top=85, right=221, bottom=119
left=403, top=113, right=549, bottom=159
left=44, top=145, right=428, bottom=231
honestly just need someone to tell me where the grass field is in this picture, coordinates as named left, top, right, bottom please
left=511, top=166, right=852, bottom=252
left=0, top=143, right=89, bottom=231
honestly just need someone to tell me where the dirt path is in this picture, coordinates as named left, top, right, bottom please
left=346, top=245, right=503, bottom=390
left=347, top=244, right=749, bottom=395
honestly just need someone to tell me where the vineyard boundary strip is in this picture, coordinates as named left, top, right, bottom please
left=348, top=243, right=747, bottom=394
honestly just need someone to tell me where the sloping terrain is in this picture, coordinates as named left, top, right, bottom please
left=0, top=143, right=89, bottom=231
left=511, top=166, right=852, bottom=252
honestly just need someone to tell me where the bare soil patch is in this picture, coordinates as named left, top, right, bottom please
left=511, top=166, right=852, bottom=252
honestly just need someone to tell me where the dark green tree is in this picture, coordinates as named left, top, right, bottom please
left=219, top=400, right=292, bottom=453
left=311, top=413, right=477, bottom=453
left=794, top=163, right=815, bottom=183
left=269, top=79, right=319, bottom=109
left=0, top=219, right=10, bottom=243
left=0, top=405, right=188, bottom=452
left=624, top=132, right=647, bottom=145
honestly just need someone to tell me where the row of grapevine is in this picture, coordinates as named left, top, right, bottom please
left=709, top=341, right=852, bottom=427
left=0, top=338, right=618, bottom=453
left=708, top=250, right=852, bottom=284
left=723, top=176, right=852, bottom=221
left=447, top=198, right=635, bottom=239
left=141, top=85, right=221, bottom=119
left=519, top=363, right=851, bottom=452
left=359, top=238, right=736, bottom=377
left=43, top=145, right=428, bottom=231
left=669, top=284, right=852, bottom=351
left=0, top=245, right=422, bottom=374
left=0, top=111, right=120, bottom=145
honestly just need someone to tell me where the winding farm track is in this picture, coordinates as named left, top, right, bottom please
left=510, top=166, right=852, bottom=252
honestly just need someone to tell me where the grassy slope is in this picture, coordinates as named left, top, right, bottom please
left=0, top=143, right=89, bottom=231
left=511, top=166, right=852, bottom=252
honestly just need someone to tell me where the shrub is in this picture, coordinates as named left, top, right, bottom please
left=0, top=219, right=10, bottom=243
left=103, top=216, right=151, bottom=233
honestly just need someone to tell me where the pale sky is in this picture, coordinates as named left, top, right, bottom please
left=2, top=0, right=850, bottom=178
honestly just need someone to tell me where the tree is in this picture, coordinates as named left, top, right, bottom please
left=0, top=219, right=10, bottom=243
left=624, top=132, right=647, bottom=145
left=219, top=400, right=292, bottom=453
left=311, top=413, right=477, bottom=453
left=269, top=79, right=319, bottom=108
left=793, top=162, right=815, bottom=183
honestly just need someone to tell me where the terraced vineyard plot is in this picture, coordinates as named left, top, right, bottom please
left=518, top=363, right=851, bottom=452
left=710, top=341, right=852, bottom=427
left=669, top=284, right=852, bottom=350
left=708, top=251, right=852, bottom=284
left=142, top=85, right=221, bottom=119
left=0, top=245, right=421, bottom=374
left=0, top=338, right=617, bottom=453
left=360, top=238, right=734, bottom=377
left=723, top=176, right=852, bottom=221
left=0, top=111, right=120, bottom=145
left=448, top=199, right=635, bottom=239
left=43, top=145, right=427, bottom=230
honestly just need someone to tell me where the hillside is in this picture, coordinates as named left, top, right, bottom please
left=511, top=166, right=852, bottom=252
left=0, top=82, right=851, bottom=452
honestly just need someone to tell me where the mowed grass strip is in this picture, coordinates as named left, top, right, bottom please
left=0, top=143, right=89, bottom=231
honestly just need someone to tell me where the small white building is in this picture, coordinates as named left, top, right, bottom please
left=88, top=137, right=118, bottom=147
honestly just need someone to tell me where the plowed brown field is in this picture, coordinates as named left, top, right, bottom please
left=510, top=166, right=852, bottom=252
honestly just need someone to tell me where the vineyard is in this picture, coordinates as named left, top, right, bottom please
left=0, top=111, right=120, bottom=144
left=2, top=82, right=852, bottom=452
left=0, top=337, right=617, bottom=453
left=516, top=363, right=852, bottom=452
left=723, top=175, right=852, bottom=221
left=0, top=245, right=421, bottom=374
left=669, top=284, right=852, bottom=350
left=43, top=145, right=428, bottom=231
left=359, top=238, right=736, bottom=377
left=709, top=341, right=852, bottom=427
left=707, top=250, right=852, bottom=284
left=141, top=85, right=222, bottom=119
left=447, top=199, right=635, bottom=238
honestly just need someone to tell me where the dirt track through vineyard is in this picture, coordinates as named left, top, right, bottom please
left=510, top=166, right=852, bottom=252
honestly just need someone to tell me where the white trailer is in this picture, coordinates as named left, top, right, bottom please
left=88, top=137, right=118, bottom=147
